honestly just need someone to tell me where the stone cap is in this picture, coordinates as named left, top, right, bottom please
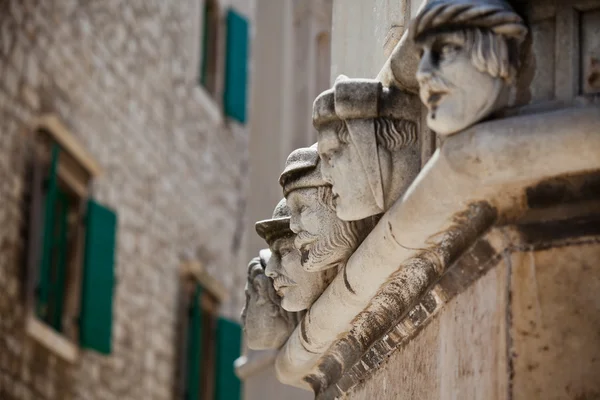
left=409, top=0, right=527, bottom=43
left=312, top=75, right=420, bottom=129
left=279, top=144, right=329, bottom=197
left=255, top=198, right=293, bottom=245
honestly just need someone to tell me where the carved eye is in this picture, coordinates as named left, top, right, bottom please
left=440, top=43, right=461, bottom=60
left=280, top=248, right=293, bottom=258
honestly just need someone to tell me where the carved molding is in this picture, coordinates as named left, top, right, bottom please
left=241, top=0, right=600, bottom=396
left=275, top=105, right=600, bottom=390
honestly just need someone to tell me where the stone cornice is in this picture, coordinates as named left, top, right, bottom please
left=274, top=104, right=600, bottom=392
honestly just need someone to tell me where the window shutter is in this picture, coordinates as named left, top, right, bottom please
left=37, top=145, right=60, bottom=320
left=223, top=9, right=249, bottom=124
left=48, top=189, right=70, bottom=331
left=200, top=2, right=210, bottom=87
left=79, top=200, right=117, bottom=354
left=186, top=285, right=203, bottom=400
left=214, top=318, right=242, bottom=400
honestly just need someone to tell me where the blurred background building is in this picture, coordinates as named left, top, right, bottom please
left=0, top=0, right=331, bottom=399
left=242, top=1, right=333, bottom=399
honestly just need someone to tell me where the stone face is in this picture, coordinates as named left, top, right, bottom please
left=256, top=199, right=332, bottom=313
left=242, top=250, right=302, bottom=350
left=0, top=0, right=252, bottom=399
left=313, top=77, right=421, bottom=221
left=410, top=0, right=528, bottom=136
left=280, top=144, right=378, bottom=273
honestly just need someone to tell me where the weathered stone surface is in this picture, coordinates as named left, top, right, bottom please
left=347, top=225, right=600, bottom=400
left=348, top=260, right=509, bottom=400
left=242, top=249, right=304, bottom=350
left=510, top=243, right=600, bottom=400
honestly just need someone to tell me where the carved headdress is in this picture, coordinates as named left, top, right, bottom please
left=312, top=75, right=419, bottom=210
left=255, top=198, right=292, bottom=245
left=409, top=0, right=527, bottom=43
left=279, top=144, right=329, bottom=197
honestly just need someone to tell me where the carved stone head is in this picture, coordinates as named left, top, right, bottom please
left=410, top=0, right=528, bottom=135
left=241, top=249, right=302, bottom=350
left=256, top=199, right=334, bottom=312
left=313, top=77, right=421, bottom=221
left=279, top=145, right=378, bottom=273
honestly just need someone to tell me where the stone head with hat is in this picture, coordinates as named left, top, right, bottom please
left=410, top=0, right=529, bottom=135
left=241, top=248, right=303, bottom=350
left=280, top=144, right=378, bottom=274
left=255, top=198, right=332, bottom=312
left=313, top=76, right=421, bottom=221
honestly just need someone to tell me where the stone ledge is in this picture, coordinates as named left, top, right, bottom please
left=320, top=211, right=600, bottom=398
left=274, top=104, right=600, bottom=392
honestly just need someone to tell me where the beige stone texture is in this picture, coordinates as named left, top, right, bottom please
left=510, top=244, right=600, bottom=400
left=0, top=0, right=253, bottom=399
left=349, top=262, right=508, bottom=400
left=349, top=239, right=600, bottom=400
left=330, top=0, right=410, bottom=81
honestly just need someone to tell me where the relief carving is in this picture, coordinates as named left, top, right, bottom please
left=410, top=0, right=528, bottom=135
left=243, top=0, right=600, bottom=395
left=279, top=144, right=378, bottom=272
left=241, top=249, right=303, bottom=350
left=313, top=76, right=421, bottom=221
left=256, top=198, right=333, bottom=312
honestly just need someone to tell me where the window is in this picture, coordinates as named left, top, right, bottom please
left=200, top=0, right=220, bottom=96
left=25, top=114, right=117, bottom=361
left=176, top=262, right=242, bottom=400
left=195, top=3, right=250, bottom=125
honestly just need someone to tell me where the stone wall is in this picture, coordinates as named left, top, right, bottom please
left=348, top=223, right=600, bottom=400
left=0, top=0, right=252, bottom=399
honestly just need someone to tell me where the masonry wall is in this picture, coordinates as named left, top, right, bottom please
left=0, top=0, right=252, bottom=399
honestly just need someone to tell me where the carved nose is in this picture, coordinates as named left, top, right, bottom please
left=265, top=257, right=278, bottom=278
left=416, top=50, right=434, bottom=82
left=290, top=214, right=302, bottom=234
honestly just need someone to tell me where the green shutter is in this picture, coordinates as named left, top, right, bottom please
left=200, top=3, right=210, bottom=87
left=186, top=285, right=203, bottom=400
left=80, top=200, right=118, bottom=354
left=223, top=9, right=249, bottom=124
left=214, top=318, right=242, bottom=400
left=48, top=189, right=69, bottom=331
left=37, top=145, right=60, bottom=321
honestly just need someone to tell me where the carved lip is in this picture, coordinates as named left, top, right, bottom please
left=274, top=275, right=296, bottom=292
left=295, top=232, right=317, bottom=249
left=426, top=90, right=446, bottom=107
left=332, top=192, right=340, bottom=204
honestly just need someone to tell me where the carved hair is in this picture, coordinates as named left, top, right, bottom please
left=410, top=0, right=527, bottom=83
left=410, top=0, right=528, bottom=44
left=316, top=185, right=336, bottom=211
left=452, top=28, right=520, bottom=82
left=374, top=118, right=417, bottom=150
left=304, top=185, right=379, bottom=271
left=335, top=118, right=417, bottom=151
